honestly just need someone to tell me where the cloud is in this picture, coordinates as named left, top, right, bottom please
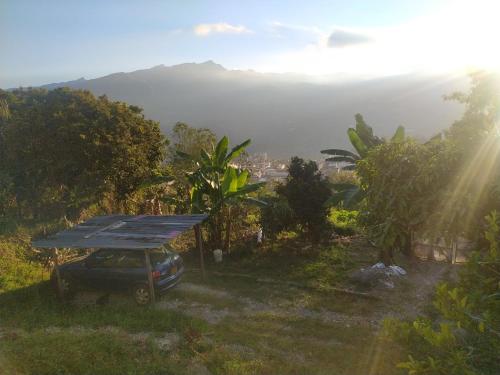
left=327, top=29, right=373, bottom=48
left=194, top=23, right=252, bottom=36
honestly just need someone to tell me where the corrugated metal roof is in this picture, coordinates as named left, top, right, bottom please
left=32, top=214, right=208, bottom=249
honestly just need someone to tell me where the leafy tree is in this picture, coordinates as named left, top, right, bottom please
left=167, top=122, right=216, bottom=214
left=321, top=114, right=405, bottom=208
left=386, top=211, right=500, bottom=375
left=428, top=72, right=500, bottom=242
left=276, top=157, right=331, bottom=242
left=357, top=140, right=441, bottom=263
left=321, top=114, right=404, bottom=169
left=0, top=88, right=165, bottom=220
left=182, top=136, right=264, bottom=250
left=260, top=196, right=295, bottom=240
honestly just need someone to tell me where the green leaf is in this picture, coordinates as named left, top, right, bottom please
left=215, top=136, right=229, bottom=166
left=325, top=156, right=357, bottom=164
left=226, top=139, right=251, bottom=163
left=326, top=184, right=363, bottom=209
left=391, top=126, right=405, bottom=143
left=347, top=128, right=369, bottom=158
left=320, top=149, right=359, bottom=158
left=244, top=197, right=268, bottom=207
left=226, top=182, right=265, bottom=199
left=222, top=167, right=238, bottom=193
left=200, top=149, right=212, bottom=165
left=237, top=170, right=249, bottom=188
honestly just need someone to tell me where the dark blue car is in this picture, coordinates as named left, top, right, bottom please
left=52, top=247, right=184, bottom=305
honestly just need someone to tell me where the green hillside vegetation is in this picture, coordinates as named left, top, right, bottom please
left=0, top=73, right=499, bottom=374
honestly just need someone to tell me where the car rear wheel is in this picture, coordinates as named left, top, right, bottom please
left=133, top=284, right=151, bottom=306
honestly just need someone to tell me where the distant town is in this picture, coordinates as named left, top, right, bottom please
left=233, top=153, right=340, bottom=183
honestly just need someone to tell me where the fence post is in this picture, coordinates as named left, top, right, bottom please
left=144, top=249, right=156, bottom=304
left=53, top=248, right=64, bottom=299
left=194, top=224, right=206, bottom=280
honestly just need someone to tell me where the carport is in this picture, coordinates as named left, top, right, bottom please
left=32, top=214, right=208, bottom=304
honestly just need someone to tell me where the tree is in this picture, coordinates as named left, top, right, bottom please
left=321, top=114, right=405, bottom=208
left=387, top=211, right=500, bottom=375
left=357, top=140, right=439, bottom=263
left=276, top=157, right=331, bottom=242
left=167, top=122, right=217, bottom=214
left=0, top=88, right=166, bottom=220
left=260, top=196, right=295, bottom=240
left=182, top=136, right=264, bottom=250
left=321, top=114, right=404, bottom=169
left=356, top=73, right=500, bottom=263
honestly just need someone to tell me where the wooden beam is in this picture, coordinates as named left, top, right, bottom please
left=144, top=249, right=156, bottom=304
left=53, top=248, right=64, bottom=299
left=194, top=224, right=206, bottom=280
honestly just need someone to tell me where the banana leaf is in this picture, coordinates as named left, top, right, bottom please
left=391, top=126, right=405, bottom=143
left=325, top=156, right=357, bottom=164
left=347, top=128, right=369, bottom=158
left=320, top=149, right=359, bottom=158
left=215, top=136, right=229, bottom=166
left=226, top=139, right=251, bottom=163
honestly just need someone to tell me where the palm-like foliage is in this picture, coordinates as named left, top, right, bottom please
left=321, top=114, right=405, bottom=208
left=321, top=114, right=387, bottom=169
left=180, top=136, right=265, bottom=249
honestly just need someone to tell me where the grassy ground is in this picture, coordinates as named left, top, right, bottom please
left=0, top=231, right=437, bottom=375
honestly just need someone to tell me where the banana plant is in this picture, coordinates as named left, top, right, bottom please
left=180, top=136, right=265, bottom=250
left=322, top=114, right=405, bottom=208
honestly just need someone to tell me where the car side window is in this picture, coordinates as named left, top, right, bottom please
left=116, top=251, right=144, bottom=268
left=89, top=249, right=145, bottom=268
left=91, top=249, right=120, bottom=268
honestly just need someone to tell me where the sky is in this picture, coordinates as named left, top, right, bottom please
left=1, top=0, right=500, bottom=88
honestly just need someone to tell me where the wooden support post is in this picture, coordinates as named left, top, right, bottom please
left=194, top=224, right=206, bottom=280
left=144, top=249, right=156, bottom=304
left=451, top=240, right=457, bottom=265
left=53, top=248, right=64, bottom=299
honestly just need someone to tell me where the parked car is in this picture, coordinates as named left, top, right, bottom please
left=51, top=247, right=184, bottom=305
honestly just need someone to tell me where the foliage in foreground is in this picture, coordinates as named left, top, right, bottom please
left=357, top=72, right=500, bottom=263
left=386, top=211, right=500, bottom=375
left=181, top=135, right=264, bottom=250
left=0, top=87, right=166, bottom=220
left=321, top=113, right=404, bottom=208
left=274, top=157, right=331, bottom=242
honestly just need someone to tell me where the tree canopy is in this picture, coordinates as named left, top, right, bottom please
left=0, top=88, right=166, bottom=220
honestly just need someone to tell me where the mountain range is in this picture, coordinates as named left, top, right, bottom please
left=38, top=61, right=467, bottom=159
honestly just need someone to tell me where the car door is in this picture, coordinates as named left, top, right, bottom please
left=82, top=249, right=120, bottom=290
left=107, top=250, right=147, bottom=291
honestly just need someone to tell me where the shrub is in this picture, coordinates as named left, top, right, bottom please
left=328, top=209, right=358, bottom=236
left=260, top=196, right=295, bottom=240
left=386, top=211, right=500, bottom=375
left=276, top=157, right=331, bottom=242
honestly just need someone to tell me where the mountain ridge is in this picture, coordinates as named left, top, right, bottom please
left=33, top=61, right=466, bottom=159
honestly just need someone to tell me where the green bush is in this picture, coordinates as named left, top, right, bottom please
left=385, top=211, right=500, bottom=375
left=260, top=196, right=295, bottom=240
left=328, top=209, right=358, bottom=236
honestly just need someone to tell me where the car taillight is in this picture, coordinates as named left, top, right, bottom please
left=152, top=270, right=161, bottom=279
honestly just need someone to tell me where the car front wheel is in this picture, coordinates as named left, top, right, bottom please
left=132, top=284, right=151, bottom=305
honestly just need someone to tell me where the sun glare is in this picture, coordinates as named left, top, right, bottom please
left=258, top=0, right=500, bottom=77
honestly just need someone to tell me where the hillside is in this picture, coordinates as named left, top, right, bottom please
left=39, top=61, right=466, bottom=158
